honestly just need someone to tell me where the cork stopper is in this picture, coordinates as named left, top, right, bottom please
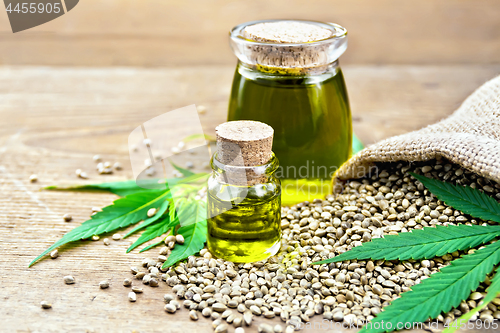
left=242, top=21, right=333, bottom=43
left=230, top=20, right=347, bottom=75
left=215, top=121, right=273, bottom=167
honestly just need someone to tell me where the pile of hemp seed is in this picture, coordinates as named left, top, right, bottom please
left=124, top=157, right=500, bottom=333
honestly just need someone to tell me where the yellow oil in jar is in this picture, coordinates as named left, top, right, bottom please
left=228, top=63, right=352, bottom=205
left=207, top=182, right=281, bottom=263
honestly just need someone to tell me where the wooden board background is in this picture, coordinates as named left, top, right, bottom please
left=1, top=0, right=500, bottom=332
left=0, top=0, right=499, bottom=67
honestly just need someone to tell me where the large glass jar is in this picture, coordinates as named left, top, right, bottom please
left=228, top=20, right=352, bottom=204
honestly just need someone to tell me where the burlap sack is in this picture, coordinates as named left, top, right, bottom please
left=334, top=75, right=500, bottom=187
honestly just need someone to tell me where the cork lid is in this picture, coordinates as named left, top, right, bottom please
left=242, top=21, right=334, bottom=43
left=230, top=20, right=348, bottom=74
left=215, top=121, right=274, bottom=166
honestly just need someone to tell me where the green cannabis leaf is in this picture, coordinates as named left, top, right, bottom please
left=29, top=189, right=170, bottom=267
left=412, top=173, right=500, bottom=223
left=183, top=133, right=216, bottom=143
left=163, top=200, right=207, bottom=268
left=127, top=215, right=178, bottom=253
left=170, top=161, right=196, bottom=177
left=44, top=179, right=168, bottom=197
left=123, top=199, right=171, bottom=238
left=314, top=224, right=500, bottom=264
left=169, top=199, right=179, bottom=221
left=352, top=133, right=364, bottom=155
left=361, top=241, right=500, bottom=333
left=176, top=198, right=203, bottom=224
left=33, top=163, right=210, bottom=268
left=43, top=173, right=208, bottom=197
left=139, top=238, right=167, bottom=253
left=443, top=266, right=500, bottom=333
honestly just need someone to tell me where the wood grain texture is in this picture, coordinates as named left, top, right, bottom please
left=0, top=0, right=499, bottom=66
left=1, top=65, right=500, bottom=332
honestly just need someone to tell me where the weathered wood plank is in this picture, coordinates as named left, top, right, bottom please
left=0, top=0, right=499, bottom=66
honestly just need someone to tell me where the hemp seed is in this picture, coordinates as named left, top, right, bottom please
left=123, top=278, right=132, bottom=287
left=63, top=275, right=75, bottom=285
left=189, top=310, right=199, bottom=320
left=147, top=208, right=157, bottom=218
left=131, top=287, right=143, bottom=293
left=40, top=301, right=52, bottom=309
left=175, top=234, right=185, bottom=244
left=215, top=324, right=228, bottom=333
left=164, top=304, right=176, bottom=313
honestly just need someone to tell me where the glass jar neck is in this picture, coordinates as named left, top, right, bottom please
left=237, top=60, right=340, bottom=80
left=230, top=20, right=347, bottom=76
left=211, top=152, right=279, bottom=186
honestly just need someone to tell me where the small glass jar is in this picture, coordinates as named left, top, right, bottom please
left=228, top=20, right=352, bottom=204
left=207, top=152, right=281, bottom=263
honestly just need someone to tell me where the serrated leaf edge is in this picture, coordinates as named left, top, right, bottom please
left=360, top=241, right=500, bottom=333
left=442, top=265, right=500, bottom=333
left=314, top=224, right=500, bottom=264
left=29, top=190, right=170, bottom=267
left=162, top=201, right=207, bottom=268
left=411, top=173, right=500, bottom=223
